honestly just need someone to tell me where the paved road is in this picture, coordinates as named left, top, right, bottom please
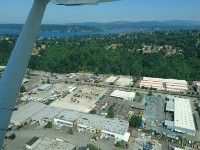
left=63, top=79, right=200, bottom=99
left=4, top=126, right=126, bottom=150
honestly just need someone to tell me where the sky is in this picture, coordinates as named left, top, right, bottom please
left=0, top=0, right=200, bottom=24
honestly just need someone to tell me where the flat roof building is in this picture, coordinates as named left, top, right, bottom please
left=25, top=136, right=41, bottom=150
left=110, top=90, right=136, bottom=101
left=139, top=77, right=188, bottom=93
left=22, top=78, right=29, bottom=84
left=11, top=102, right=46, bottom=126
left=139, top=80, right=164, bottom=90
left=106, top=76, right=118, bottom=84
left=166, top=101, right=174, bottom=112
left=54, top=109, right=130, bottom=142
left=37, top=84, right=53, bottom=91
left=166, top=95, right=175, bottom=102
left=174, top=97, right=196, bottom=133
left=32, top=106, right=63, bottom=124
left=164, top=120, right=175, bottom=130
left=26, top=137, right=76, bottom=150
left=164, top=97, right=196, bottom=135
left=174, top=148, right=185, bottom=150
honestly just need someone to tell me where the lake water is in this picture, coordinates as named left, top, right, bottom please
left=0, top=29, right=143, bottom=38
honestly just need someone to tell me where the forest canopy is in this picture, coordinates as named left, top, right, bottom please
left=0, top=30, right=200, bottom=81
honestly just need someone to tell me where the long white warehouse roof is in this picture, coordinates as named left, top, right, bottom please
left=174, top=98, right=195, bottom=131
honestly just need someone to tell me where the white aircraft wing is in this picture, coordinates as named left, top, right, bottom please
left=50, top=0, right=118, bottom=5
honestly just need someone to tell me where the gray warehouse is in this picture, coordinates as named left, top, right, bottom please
left=11, top=102, right=46, bottom=126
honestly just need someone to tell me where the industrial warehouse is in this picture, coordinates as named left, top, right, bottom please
left=10, top=102, right=130, bottom=142
left=11, top=102, right=63, bottom=126
left=165, top=97, right=196, bottom=135
left=31, top=106, right=63, bottom=124
left=139, top=77, right=188, bottom=93
left=110, top=90, right=136, bottom=101
left=37, top=84, right=53, bottom=91
left=11, top=102, right=46, bottom=126
left=54, top=109, right=130, bottom=142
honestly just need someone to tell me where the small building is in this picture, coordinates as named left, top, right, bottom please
left=22, top=78, right=29, bottom=84
left=166, top=95, right=175, bottom=102
left=68, top=73, right=79, bottom=80
left=164, top=120, right=175, bottom=131
left=0, top=66, right=6, bottom=72
left=67, top=86, right=77, bottom=93
left=26, top=137, right=76, bottom=150
left=25, top=136, right=41, bottom=150
left=110, top=90, right=136, bottom=101
left=106, top=76, right=118, bottom=84
left=37, top=84, right=53, bottom=91
left=166, top=101, right=174, bottom=112
left=173, top=147, right=185, bottom=150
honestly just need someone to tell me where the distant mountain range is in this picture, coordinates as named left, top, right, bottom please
left=66, top=20, right=200, bottom=31
left=68, top=20, right=200, bottom=27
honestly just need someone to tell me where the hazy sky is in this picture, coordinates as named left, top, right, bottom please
left=0, top=0, right=200, bottom=24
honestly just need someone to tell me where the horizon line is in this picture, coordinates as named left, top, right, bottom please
left=0, top=19, right=200, bottom=25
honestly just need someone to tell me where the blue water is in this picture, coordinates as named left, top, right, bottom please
left=0, top=29, right=135, bottom=38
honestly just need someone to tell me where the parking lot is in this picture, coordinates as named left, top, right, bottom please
left=50, top=85, right=107, bottom=112
left=95, top=90, right=146, bottom=120
left=21, top=83, right=72, bottom=104
left=3, top=124, right=124, bottom=150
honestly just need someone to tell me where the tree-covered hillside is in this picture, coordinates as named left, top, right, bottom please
left=1, top=30, right=200, bottom=81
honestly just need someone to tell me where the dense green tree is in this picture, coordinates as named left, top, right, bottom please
left=20, top=86, right=26, bottom=93
left=44, top=121, right=53, bottom=129
left=115, top=140, right=125, bottom=148
left=129, top=115, right=142, bottom=128
left=148, top=91, right=153, bottom=96
left=68, top=127, right=73, bottom=134
left=89, top=109, right=97, bottom=114
left=106, top=108, right=114, bottom=118
left=47, top=78, right=50, bottom=84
